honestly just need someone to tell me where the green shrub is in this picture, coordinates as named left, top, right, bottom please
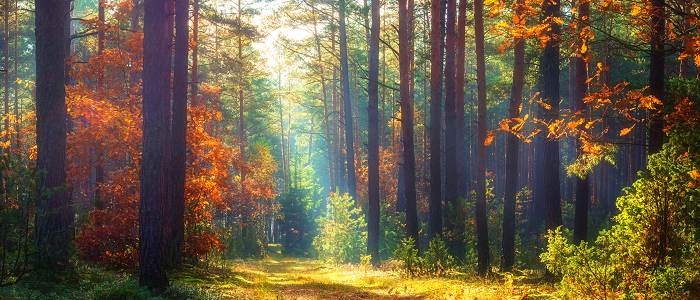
left=541, top=126, right=700, bottom=299
left=312, top=193, right=367, bottom=264
left=393, top=237, right=422, bottom=277
left=424, top=237, right=453, bottom=277
left=84, top=276, right=151, bottom=300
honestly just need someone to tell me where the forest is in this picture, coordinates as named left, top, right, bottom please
left=0, top=0, right=699, bottom=298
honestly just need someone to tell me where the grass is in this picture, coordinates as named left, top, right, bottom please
left=173, top=244, right=560, bottom=299
left=0, top=246, right=559, bottom=299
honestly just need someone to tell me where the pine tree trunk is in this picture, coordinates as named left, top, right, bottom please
left=140, top=0, right=169, bottom=289
left=429, top=0, right=445, bottom=245
left=541, top=0, right=562, bottom=234
left=170, top=0, right=189, bottom=267
left=648, top=0, right=665, bottom=155
left=502, top=0, right=524, bottom=271
left=367, top=0, right=381, bottom=265
left=399, top=0, right=419, bottom=247
left=474, top=0, right=490, bottom=276
left=35, top=0, right=71, bottom=274
left=339, top=0, right=357, bottom=200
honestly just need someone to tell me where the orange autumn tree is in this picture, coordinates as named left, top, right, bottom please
left=70, top=2, right=276, bottom=267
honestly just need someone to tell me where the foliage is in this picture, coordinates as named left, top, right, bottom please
left=393, top=237, right=422, bottom=278
left=0, top=123, right=36, bottom=287
left=313, top=193, right=366, bottom=264
left=541, top=126, right=700, bottom=299
left=424, top=237, right=454, bottom=277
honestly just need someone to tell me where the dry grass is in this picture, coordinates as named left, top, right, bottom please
left=172, top=245, right=559, bottom=300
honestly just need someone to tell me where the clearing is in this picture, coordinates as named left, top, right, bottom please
left=171, top=245, right=556, bottom=299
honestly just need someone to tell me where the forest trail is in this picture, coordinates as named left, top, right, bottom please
left=172, top=245, right=547, bottom=299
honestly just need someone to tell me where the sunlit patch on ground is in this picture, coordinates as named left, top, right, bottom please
left=170, top=244, right=558, bottom=299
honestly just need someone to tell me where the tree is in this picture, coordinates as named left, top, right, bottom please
left=573, top=0, right=589, bottom=245
left=648, top=0, right=665, bottom=155
left=34, top=0, right=72, bottom=274
left=140, top=0, right=170, bottom=289
left=366, top=0, right=381, bottom=265
left=170, top=0, right=189, bottom=268
left=474, top=0, right=489, bottom=276
left=339, top=0, right=357, bottom=201
left=502, top=0, right=525, bottom=271
left=428, top=0, right=445, bottom=242
left=399, top=0, right=418, bottom=248
left=540, top=0, right=562, bottom=234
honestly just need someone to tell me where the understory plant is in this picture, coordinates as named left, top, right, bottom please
left=313, top=193, right=366, bottom=264
left=541, top=123, right=700, bottom=299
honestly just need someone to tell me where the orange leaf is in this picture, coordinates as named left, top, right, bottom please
left=620, top=124, right=635, bottom=136
left=485, top=132, right=495, bottom=146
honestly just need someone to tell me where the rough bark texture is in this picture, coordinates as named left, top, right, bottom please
left=442, top=0, right=456, bottom=244
left=648, top=0, right=665, bottom=155
left=171, top=0, right=189, bottom=268
left=339, top=0, right=357, bottom=201
left=140, top=0, right=169, bottom=289
left=540, top=0, right=562, bottom=233
left=429, top=0, right=445, bottom=245
left=35, top=0, right=72, bottom=274
left=367, top=0, right=380, bottom=265
left=573, top=0, right=589, bottom=245
left=400, top=0, right=419, bottom=246
left=501, top=0, right=524, bottom=271
left=474, top=0, right=489, bottom=276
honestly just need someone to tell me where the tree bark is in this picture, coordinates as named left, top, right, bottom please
left=540, top=0, right=562, bottom=234
left=170, top=0, right=189, bottom=268
left=339, top=0, right=357, bottom=201
left=139, top=0, right=169, bottom=289
left=444, top=0, right=459, bottom=255
left=367, top=0, right=380, bottom=265
left=35, top=0, right=72, bottom=274
left=648, top=0, right=665, bottom=155
left=474, top=0, right=490, bottom=276
left=429, top=0, right=445, bottom=243
left=502, top=0, right=524, bottom=271
left=573, top=0, right=590, bottom=245
left=400, top=0, right=419, bottom=247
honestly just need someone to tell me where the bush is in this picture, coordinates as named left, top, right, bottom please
left=312, top=193, right=366, bottom=264
left=424, top=237, right=454, bottom=277
left=541, top=126, right=700, bottom=299
left=393, top=237, right=422, bottom=277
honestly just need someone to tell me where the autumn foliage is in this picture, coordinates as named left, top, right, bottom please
left=69, top=2, right=277, bottom=268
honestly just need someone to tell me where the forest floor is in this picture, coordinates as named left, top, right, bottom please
left=171, top=245, right=559, bottom=300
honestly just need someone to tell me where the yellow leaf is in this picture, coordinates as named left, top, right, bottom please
left=484, top=0, right=496, bottom=5
left=620, top=124, right=635, bottom=136
left=580, top=42, right=587, bottom=54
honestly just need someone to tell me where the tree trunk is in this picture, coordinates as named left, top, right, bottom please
left=400, top=0, right=419, bottom=246
left=444, top=0, right=460, bottom=256
left=540, top=0, right=562, bottom=233
left=35, top=0, right=71, bottom=274
left=502, top=0, right=524, bottom=271
left=573, top=0, right=590, bottom=245
left=170, top=0, right=189, bottom=268
left=139, top=0, right=169, bottom=289
left=367, top=0, right=381, bottom=265
left=191, top=0, right=198, bottom=104
left=429, top=0, right=445, bottom=244
left=339, top=0, right=357, bottom=201
left=648, top=0, right=665, bottom=155
left=474, top=0, right=489, bottom=276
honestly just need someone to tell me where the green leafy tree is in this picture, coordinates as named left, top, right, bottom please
left=313, top=193, right=366, bottom=264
